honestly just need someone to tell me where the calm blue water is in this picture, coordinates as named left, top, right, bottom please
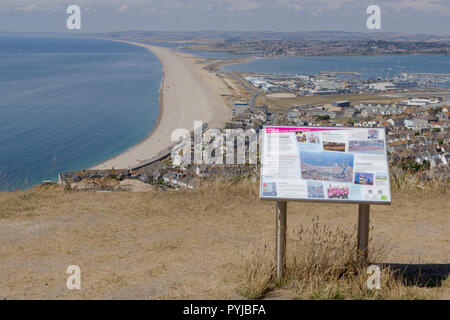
left=223, top=55, right=450, bottom=82
left=0, top=36, right=162, bottom=190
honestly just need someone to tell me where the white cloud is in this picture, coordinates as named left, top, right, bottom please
left=1, top=0, right=449, bottom=33
left=15, top=4, right=38, bottom=12
left=318, top=0, right=359, bottom=10
left=274, top=0, right=304, bottom=11
left=387, top=0, right=450, bottom=16
left=161, top=0, right=184, bottom=9
left=226, top=0, right=259, bottom=12
left=14, top=3, right=62, bottom=13
left=118, top=4, right=129, bottom=13
left=5, top=0, right=448, bottom=16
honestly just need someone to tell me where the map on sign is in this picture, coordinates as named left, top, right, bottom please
left=260, top=126, right=391, bottom=204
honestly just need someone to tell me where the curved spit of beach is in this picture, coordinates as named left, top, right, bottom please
left=93, top=41, right=230, bottom=170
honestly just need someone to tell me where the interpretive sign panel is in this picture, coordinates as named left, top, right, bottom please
left=260, top=126, right=391, bottom=204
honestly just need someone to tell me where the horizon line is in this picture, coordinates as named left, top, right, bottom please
left=1, top=30, right=450, bottom=37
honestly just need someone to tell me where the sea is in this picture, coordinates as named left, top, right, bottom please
left=0, top=35, right=162, bottom=190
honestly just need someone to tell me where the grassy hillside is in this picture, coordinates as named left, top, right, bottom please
left=0, top=181, right=448, bottom=299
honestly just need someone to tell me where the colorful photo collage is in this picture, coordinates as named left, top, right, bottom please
left=296, top=128, right=386, bottom=156
left=300, top=150, right=354, bottom=184
left=296, top=128, right=387, bottom=200
left=296, top=130, right=348, bottom=153
left=348, top=139, right=385, bottom=155
left=306, top=180, right=362, bottom=201
left=262, top=182, right=277, bottom=197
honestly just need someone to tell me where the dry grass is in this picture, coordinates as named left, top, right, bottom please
left=238, top=217, right=438, bottom=300
left=0, top=180, right=448, bottom=299
left=238, top=246, right=276, bottom=299
left=390, top=171, right=449, bottom=193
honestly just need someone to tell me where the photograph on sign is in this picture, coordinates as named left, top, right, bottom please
left=260, top=126, right=391, bottom=204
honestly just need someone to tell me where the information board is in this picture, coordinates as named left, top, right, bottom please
left=260, top=126, right=391, bottom=204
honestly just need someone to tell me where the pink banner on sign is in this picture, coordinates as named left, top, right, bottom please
left=266, top=126, right=349, bottom=133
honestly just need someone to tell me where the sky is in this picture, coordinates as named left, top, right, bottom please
left=0, top=0, right=449, bottom=34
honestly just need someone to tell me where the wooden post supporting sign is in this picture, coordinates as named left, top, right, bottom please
left=274, top=202, right=372, bottom=279
left=275, top=201, right=287, bottom=279
left=357, top=204, right=370, bottom=265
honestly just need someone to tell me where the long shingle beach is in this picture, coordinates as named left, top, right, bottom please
left=93, top=41, right=230, bottom=169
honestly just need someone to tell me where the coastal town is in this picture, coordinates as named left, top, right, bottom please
left=193, top=39, right=450, bottom=57
left=59, top=58, right=450, bottom=191
left=102, top=31, right=450, bottom=57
